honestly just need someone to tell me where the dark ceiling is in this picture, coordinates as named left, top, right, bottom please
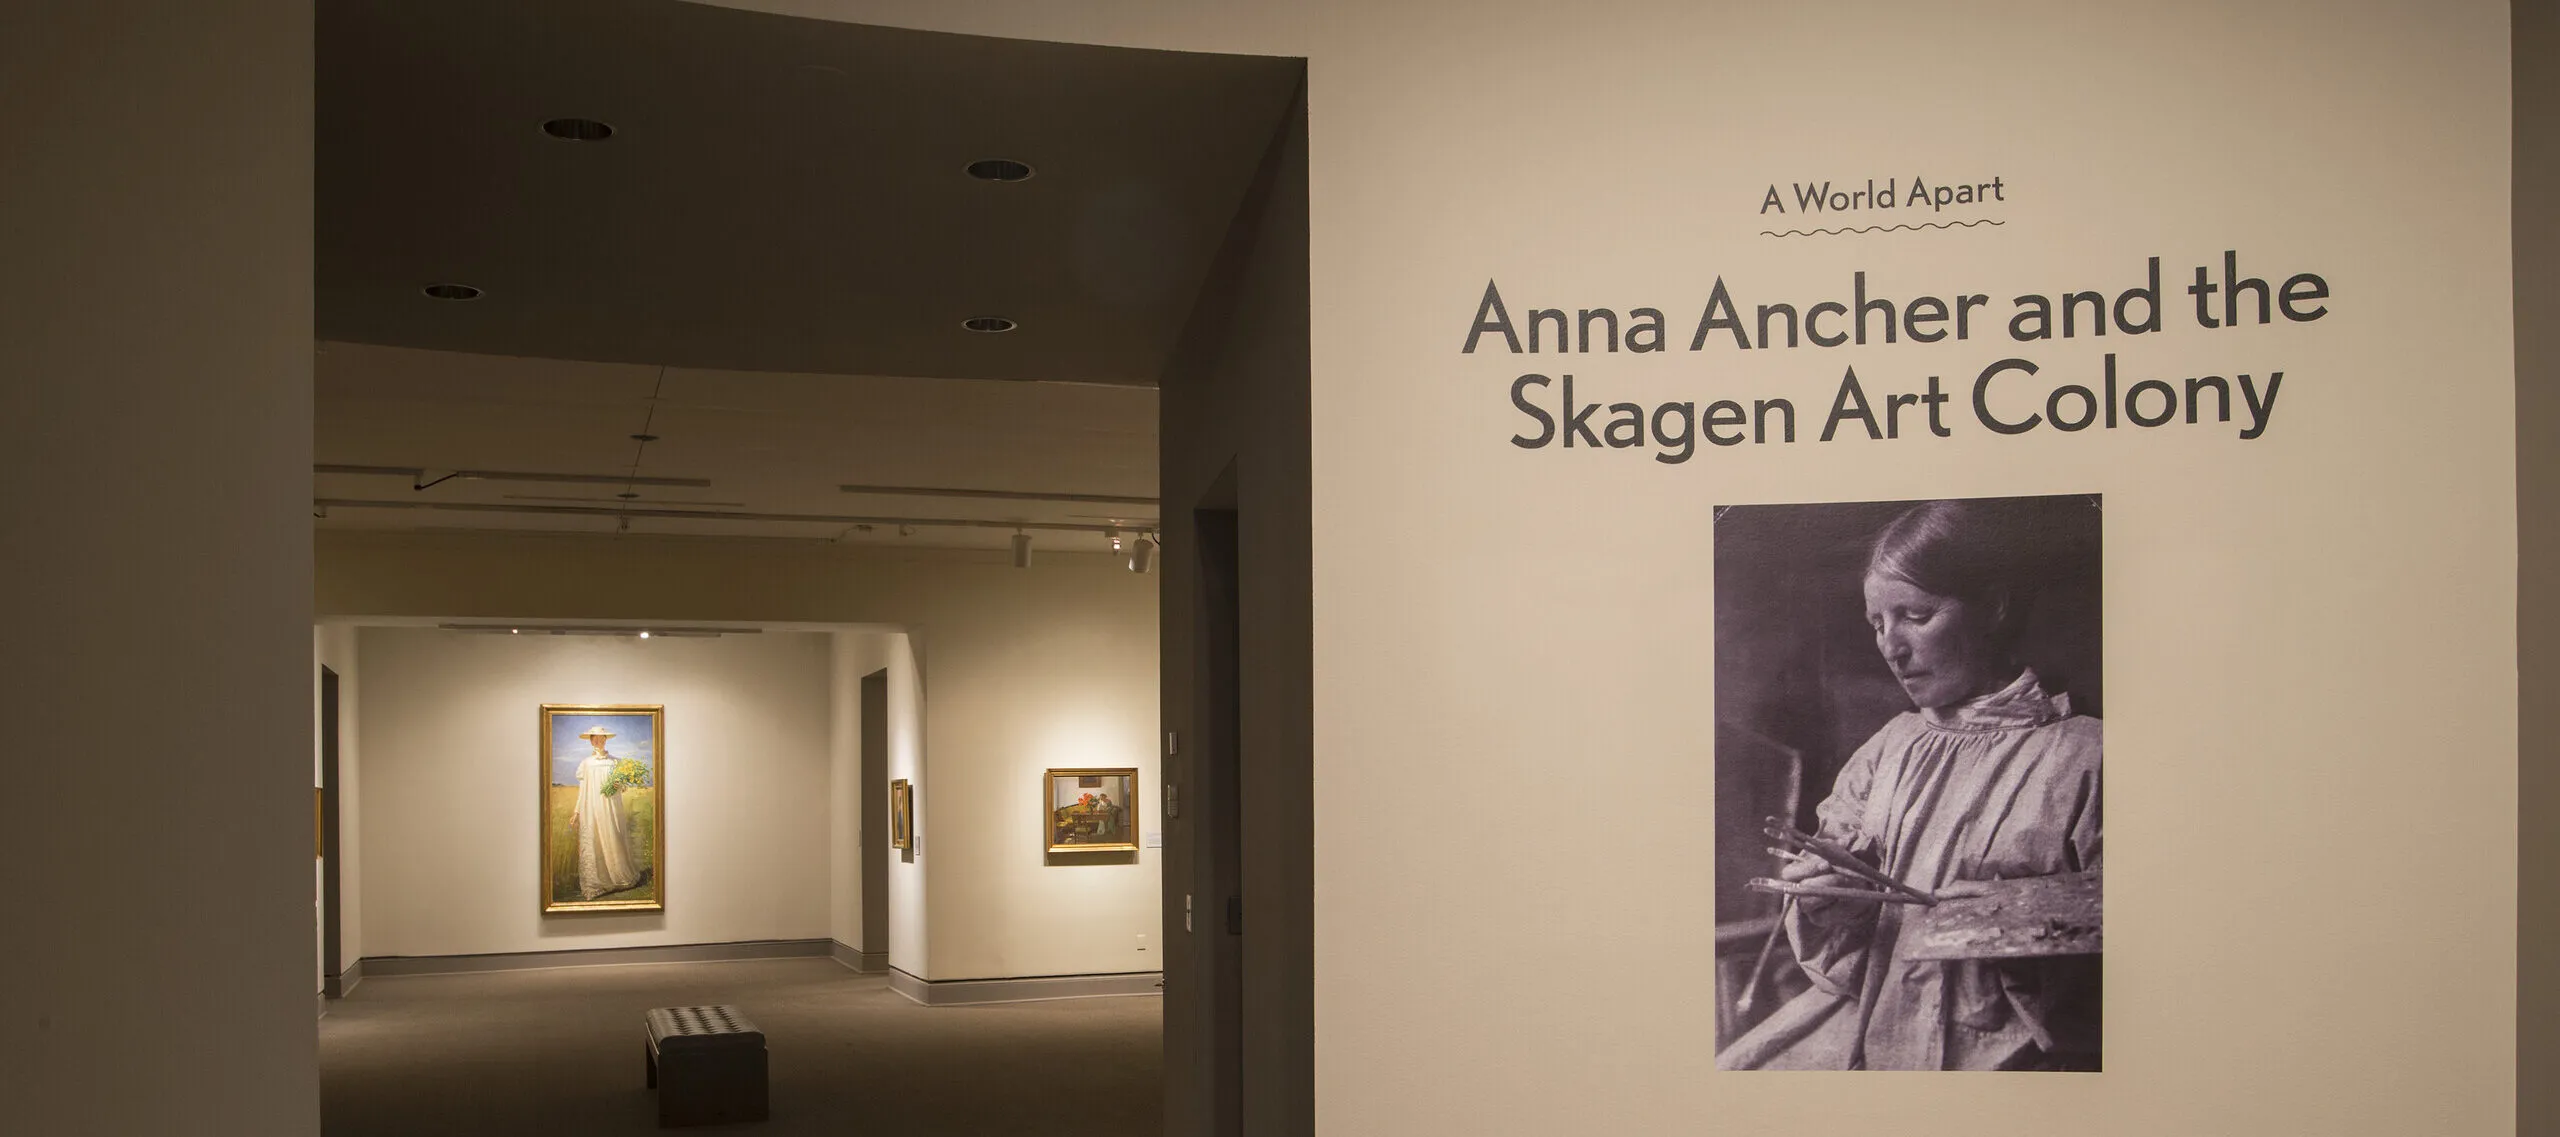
left=317, top=0, right=1302, bottom=384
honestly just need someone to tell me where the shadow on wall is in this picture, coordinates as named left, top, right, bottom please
left=1710, top=494, right=2102, bottom=925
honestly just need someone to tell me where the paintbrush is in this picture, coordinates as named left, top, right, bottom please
left=1746, top=877, right=1934, bottom=905
left=1761, top=816, right=1938, bottom=905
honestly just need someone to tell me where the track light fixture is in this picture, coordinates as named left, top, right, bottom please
left=1011, top=530, right=1033, bottom=569
left=1128, top=532, right=1158, bottom=574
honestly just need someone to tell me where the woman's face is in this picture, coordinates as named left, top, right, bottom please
left=1862, top=572, right=2009, bottom=709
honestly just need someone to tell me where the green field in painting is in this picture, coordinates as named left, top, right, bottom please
left=546, top=784, right=657, bottom=905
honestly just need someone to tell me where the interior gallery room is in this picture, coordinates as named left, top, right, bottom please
left=9, top=1, right=2559, bottom=1135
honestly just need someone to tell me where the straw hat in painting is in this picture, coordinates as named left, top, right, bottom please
left=577, top=725, right=617, bottom=741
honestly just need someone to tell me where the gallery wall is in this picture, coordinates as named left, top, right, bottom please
left=873, top=632, right=929, bottom=975
left=317, top=532, right=1161, bottom=983
left=353, top=627, right=834, bottom=957
left=711, top=4, right=2521, bottom=1136
left=825, top=628, right=923, bottom=974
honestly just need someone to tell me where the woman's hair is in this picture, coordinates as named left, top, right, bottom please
left=1866, top=498, right=2049, bottom=647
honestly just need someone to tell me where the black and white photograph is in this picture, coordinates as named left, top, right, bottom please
left=1712, top=494, right=2103, bottom=1071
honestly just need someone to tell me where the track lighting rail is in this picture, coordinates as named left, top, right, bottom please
left=313, top=497, right=1156, bottom=535
left=317, top=464, right=712, bottom=490
left=837, top=483, right=1157, bottom=506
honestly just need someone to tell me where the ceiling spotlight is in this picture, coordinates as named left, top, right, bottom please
left=1107, top=528, right=1124, bottom=554
left=965, top=158, right=1035, bottom=182
left=422, top=283, right=482, bottom=301
left=962, top=316, right=1017, bottom=334
left=510, top=628, right=520, bottom=635
left=638, top=630, right=651, bottom=639
left=1011, top=530, right=1033, bottom=569
left=1128, top=534, right=1158, bottom=575
left=542, top=117, right=614, bottom=141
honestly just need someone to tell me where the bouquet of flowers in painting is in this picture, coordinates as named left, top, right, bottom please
left=1046, top=768, right=1137, bottom=853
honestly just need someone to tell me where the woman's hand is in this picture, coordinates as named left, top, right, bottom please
left=1775, top=851, right=1867, bottom=924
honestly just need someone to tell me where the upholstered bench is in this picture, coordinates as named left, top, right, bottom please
left=644, top=1005, right=769, bottom=1127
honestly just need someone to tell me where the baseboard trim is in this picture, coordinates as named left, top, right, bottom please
left=359, top=938, right=832, bottom=978
left=888, top=967, right=1164, bottom=1006
left=323, top=958, right=364, bottom=999
left=829, top=940, right=891, bottom=974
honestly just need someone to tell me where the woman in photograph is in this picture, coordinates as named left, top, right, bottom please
left=570, top=724, right=645, bottom=900
left=1718, top=498, right=2102, bottom=1071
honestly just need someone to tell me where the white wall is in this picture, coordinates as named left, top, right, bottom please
left=713, top=5, right=2517, bottom=1137
left=917, top=582, right=1161, bottom=980
left=355, top=627, right=834, bottom=957
left=317, top=533, right=1161, bottom=983
left=823, top=627, right=921, bottom=967
left=881, top=632, right=929, bottom=976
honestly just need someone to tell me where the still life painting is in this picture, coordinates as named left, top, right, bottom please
left=541, top=704, right=665, bottom=912
left=1046, top=768, right=1137, bottom=853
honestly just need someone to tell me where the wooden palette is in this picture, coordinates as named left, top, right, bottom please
left=1899, top=870, right=2102, bottom=961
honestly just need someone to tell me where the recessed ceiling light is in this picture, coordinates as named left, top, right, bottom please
left=422, top=283, right=482, bottom=301
left=542, top=117, right=614, bottom=141
left=963, top=316, right=1017, bottom=334
left=965, top=158, right=1034, bottom=182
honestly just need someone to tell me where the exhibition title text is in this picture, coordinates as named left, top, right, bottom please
left=1468, top=253, right=2329, bottom=462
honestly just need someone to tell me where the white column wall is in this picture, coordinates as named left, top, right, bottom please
left=882, top=631, right=930, bottom=977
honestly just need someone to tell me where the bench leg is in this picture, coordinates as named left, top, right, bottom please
left=645, top=1041, right=657, bottom=1089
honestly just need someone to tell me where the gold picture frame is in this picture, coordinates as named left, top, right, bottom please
left=889, top=779, right=914, bottom=851
left=539, top=704, right=666, bottom=913
left=1045, top=767, right=1139, bottom=854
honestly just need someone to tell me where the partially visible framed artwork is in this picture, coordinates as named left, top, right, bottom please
left=540, top=704, right=665, bottom=913
left=889, top=779, right=914, bottom=851
left=1046, top=768, right=1138, bottom=854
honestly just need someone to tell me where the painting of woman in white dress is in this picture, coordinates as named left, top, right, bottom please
left=540, top=705, right=664, bottom=911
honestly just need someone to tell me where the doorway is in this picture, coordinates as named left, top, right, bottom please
left=319, top=666, right=346, bottom=999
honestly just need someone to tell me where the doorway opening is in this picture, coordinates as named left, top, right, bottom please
left=312, top=1, right=1310, bottom=1133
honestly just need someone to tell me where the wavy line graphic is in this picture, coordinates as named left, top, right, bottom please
left=1760, top=219, right=2007, bottom=237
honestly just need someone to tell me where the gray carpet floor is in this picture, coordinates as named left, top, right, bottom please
left=320, top=958, right=1162, bottom=1135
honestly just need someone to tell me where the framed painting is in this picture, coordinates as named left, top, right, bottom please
left=540, top=704, right=665, bottom=913
left=890, top=779, right=914, bottom=851
left=1046, top=767, right=1138, bottom=853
